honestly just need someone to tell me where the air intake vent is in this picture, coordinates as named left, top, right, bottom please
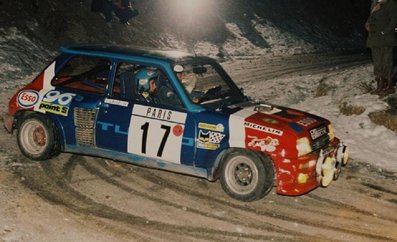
left=74, top=108, right=97, bottom=146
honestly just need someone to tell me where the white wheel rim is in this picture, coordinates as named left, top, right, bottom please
left=19, top=120, right=48, bottom=155
left=225, top=155, right=259, bottom=195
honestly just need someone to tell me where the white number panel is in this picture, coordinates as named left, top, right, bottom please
left=128, top=105, right=187, bottom=164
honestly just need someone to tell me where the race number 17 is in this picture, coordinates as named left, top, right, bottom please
left=140, top=122, right=171, bottom=157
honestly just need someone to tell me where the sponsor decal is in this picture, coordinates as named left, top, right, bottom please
left=104, top=98, right=129, bottom=107
left=39, top=102, right=70, bottom=116
left=38, top=90, right=76, bottom=116
left=132, top=104, right=186, bottom=123
left=146, top=107, right=172, bottom=121
left=198, top=122, right=224, bottom=132
left=297, top=117, right=317, bottom=127
left=173, top=124, right=184, bottom=136
left=310, top=126, right=327, bottom=140
left=248, top=135, right=279, bottom=152
left=17, top=90, right=39, bottom=108
left=197, top=130, right=225, bottom=150
left=42, top=90, right=75, bottom=105
left=244, top=121, right=283, bottom=136
left=97, top=121, right=128, bottom=135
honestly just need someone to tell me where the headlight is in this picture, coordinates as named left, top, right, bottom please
left=296, top=137, right=312, bottom=156
left=327, top=124, right=335, bottom=141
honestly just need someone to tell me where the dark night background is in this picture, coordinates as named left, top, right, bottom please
left=0, top=0, right=371, bottom=52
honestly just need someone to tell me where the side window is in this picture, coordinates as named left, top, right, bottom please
left=52, top=56, right=110, bottom=95
left=114, top=62, right=183, bottom=108
left=175, top=63, right=231, bottom=104
left=112, top=62, right=137, bottom=99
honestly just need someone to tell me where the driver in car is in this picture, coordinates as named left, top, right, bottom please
left=135, top=68, right=181, bottom=106
left=173, top=64, right=197, bottom=94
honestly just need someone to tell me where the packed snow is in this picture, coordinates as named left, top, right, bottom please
left=0, top=20, right=396, bottom=174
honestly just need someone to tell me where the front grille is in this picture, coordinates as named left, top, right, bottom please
left=74, top=108, right=97, bottom=146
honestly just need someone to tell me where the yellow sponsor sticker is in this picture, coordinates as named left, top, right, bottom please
left=198, top=122, right=224, bottom=132
left=39, top=101, right=69, bottom=116
left=197, top=142, right=219, bottom=150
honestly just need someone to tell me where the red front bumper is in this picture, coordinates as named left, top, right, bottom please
left=273, top=138, right=348, bottom=196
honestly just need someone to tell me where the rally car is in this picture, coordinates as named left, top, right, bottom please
left=3, top=45, right=349, bottom=201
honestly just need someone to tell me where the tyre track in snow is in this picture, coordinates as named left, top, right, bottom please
left=91, top=158, right=316, bottom=239
left=223, top=52, right=371, bottom=84
left=113, top=161, right=396, bottom=241
left=64, top=156, right=311, bottom=241
left=13, top=151, right=397, bottom=241
left=15, top=155, right=296, bottom=241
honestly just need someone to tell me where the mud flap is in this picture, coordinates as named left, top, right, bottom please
left=334, top=144, right=349, bottom=180
left=336, top=144, right=349, bottom=166
left=321, top=157, right=336, bottom=187
left=333, top=157, right=342, bottom=181
left=315, top=150, right=336, bottom=187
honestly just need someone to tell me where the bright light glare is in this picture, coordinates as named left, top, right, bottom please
left=178, top=0, right=206, bottom=10
left=172, top=0, right=213, bottom=20
left=156, top=50, right=190, bottom=59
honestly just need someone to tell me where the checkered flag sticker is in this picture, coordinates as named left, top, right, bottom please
left=209, top=132, right=225, bottom=144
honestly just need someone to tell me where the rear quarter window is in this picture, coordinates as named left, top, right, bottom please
left=52, top=56, right=111, bottom=95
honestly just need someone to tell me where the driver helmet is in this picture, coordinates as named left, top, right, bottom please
left=135, top=68, right=159, bottom=93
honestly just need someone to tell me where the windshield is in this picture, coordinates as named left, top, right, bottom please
left=174, top=62, right=245, bottom=108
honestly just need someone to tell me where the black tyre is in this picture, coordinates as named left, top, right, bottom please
left=17, top=114, right=60, bottom=160
left=220, top=149, right=275, bottom=202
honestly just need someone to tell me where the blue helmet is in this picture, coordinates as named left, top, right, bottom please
left=135, top=68, right=159, bottom=93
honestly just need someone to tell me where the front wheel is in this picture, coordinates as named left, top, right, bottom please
left=17, top=114, right=60, bottom=160
left=220, top=149, right=275, bottom=201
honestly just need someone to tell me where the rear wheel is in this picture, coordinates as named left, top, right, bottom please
left=17, top=114, right=60, bottom=160
left=220, top=149, right=274, bottom=201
